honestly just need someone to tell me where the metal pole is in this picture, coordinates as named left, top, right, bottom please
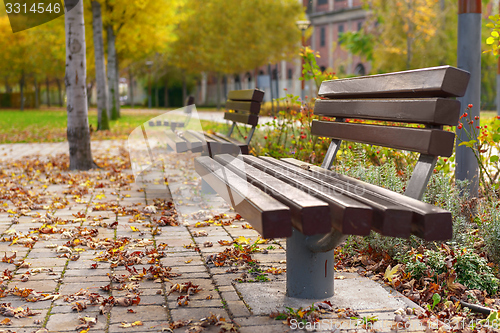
left=268, top=63, right=274, bottom=116
left=275, top=64, right=280, bottom=113
left=456, top=0, right=481, bottom=197
left=497, top=51, right=500, bottom=116
left=497, top=1, right=500, bottom=116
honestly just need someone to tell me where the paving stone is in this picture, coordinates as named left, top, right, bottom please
left=58, top=282, right=108, bottom=295
left=169, top=307, right=228, bottom=322
left=9, top=279, right=58, bottom=293
left=226, top=300, right=251, bottom=317
left=233, top=315, right=281, bottom=327
left=110, top=305, right=167, bottom=323
left=220, top=290, right=242, bottom=302
left=108, top=321, right=174, bottom=332
left=239, top=324, right=292, bottom=333
left=46, top=311, right=107, bottom=332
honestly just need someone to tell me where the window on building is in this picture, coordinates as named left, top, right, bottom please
left=317, top=0, right=328, bottom=4
left=338, top=24, right=344, bottom=44
left=305, top=0, right=313, bottom=13
left=320, top=27, right=326, bottom=47
left=287, top=68, right=293, bottom=80
left=357, top=21, right=362, bottom=31
left=272, top=69, right=278, bottom=80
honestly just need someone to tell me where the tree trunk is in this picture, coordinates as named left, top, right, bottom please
left=57, top=78, right=63, bottom=106
left=5, top=76, right=11, bottom=93
left=406, top=0, right=413, bottom=70
left=34, top=76, right=39, bottom=109
left=46, top=77, right=51, bottom=107
left=65, top=0, right=94, bottom=170
left=155, top=78, right=159, bottom=108
left=107, top=24, right=119, bottom=120
left=216, top=73, right=221, bottom=110
left=164, top=74, right=168, bottom=108
left=182, top=71, right=187, bottom=104
left=20, top=71, right=24, bottom=111
left=92, top=0, right=109, bottom=130
left=128, top=68, right=134, bottom=108
left=115, top=55, right=120, bottom=116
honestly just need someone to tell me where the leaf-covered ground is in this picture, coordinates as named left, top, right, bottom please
left=4, top=140, right=500, bottom=333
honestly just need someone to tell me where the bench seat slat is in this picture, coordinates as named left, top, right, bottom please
left=226, top=100, right=261, bottom=115
left=227, top=89, right=265, bottom=102
left=240, top=156, right=375, bottom=236
left=203, top=133, right=241, bottom=156
left=314, top=98, right=460, bottom=126
left=312, top=120, right=456, bottom=157
left=224, top=112, right=259, bottom=127
left=318, top=66, right=470, bottom=98
left=213, top=133, right=249, bottom=155
left=253, top=156, right=415, bottom=238
left=214, top=154, right=331, bottom=236
left=165, top=129, right=188, bottom=153
left=179, top=131, right=204, bottom=153
left=187, top=131, right=238, bottom=156
left=194, top=156, right=291, bottom=239
left=280, top=158, right=453, bottom=241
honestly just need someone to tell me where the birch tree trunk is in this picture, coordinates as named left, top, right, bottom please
left=107, top=25, right=119, bottom=120
left=65, top=0, right=94, bottom=170
left=92, top=0, right=110, bottom=130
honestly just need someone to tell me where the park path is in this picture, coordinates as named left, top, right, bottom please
left=0, top=140, right=427, bottom=332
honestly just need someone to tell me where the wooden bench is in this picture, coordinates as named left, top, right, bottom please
left=162, top=89, right=264, bottom=157
left=148, top=96, right=195, bottom=129
left=194, top=66, right=470, bottom=299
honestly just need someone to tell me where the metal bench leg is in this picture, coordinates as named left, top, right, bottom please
left=286, top=228, right=337, bottom=299
left=405, top=154, right=437, bottom=200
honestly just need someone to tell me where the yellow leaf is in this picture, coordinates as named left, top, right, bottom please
left=130, top=226, right=140, bottom=232
left=235, top=236, right=250, bottom=245
left=384, top=264, right=401, bottom=282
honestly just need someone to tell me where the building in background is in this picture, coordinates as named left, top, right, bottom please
left=197, top=0, right=370, bottom=106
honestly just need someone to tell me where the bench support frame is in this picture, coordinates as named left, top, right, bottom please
left=286, top=229, right=341, bottom=299
left=287, top=133, right=345, bottom=299
left=287, top=127, right=437, bottom=298
left=227, top=121, right=257, bottom=146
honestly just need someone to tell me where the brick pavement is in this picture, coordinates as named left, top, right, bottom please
left=0, top=141, right=427, bottom=333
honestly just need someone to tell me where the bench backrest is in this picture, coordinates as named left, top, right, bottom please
left=314, top=66, right=470, bottom=200
left=224, top=89, right=264, bottom=128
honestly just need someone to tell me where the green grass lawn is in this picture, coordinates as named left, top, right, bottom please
left=1, top=107, right=496, bottom=144
left=0, top=108, right=226, bottom=143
